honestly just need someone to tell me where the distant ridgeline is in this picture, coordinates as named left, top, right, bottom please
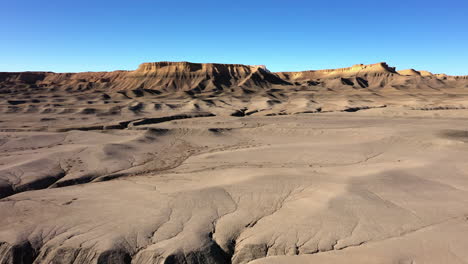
left=1, top=62, right=467, bottom=94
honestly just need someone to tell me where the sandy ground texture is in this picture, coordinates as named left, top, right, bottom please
left=1, top=62, right=468, bottom=264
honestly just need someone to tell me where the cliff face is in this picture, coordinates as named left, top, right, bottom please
left=127, top=62, right=289, bottom=92
left=277, top=62, right=398, bottom=81
left=0, top=62, right=289, bottom=93
left=0, top=62, right=466, bottom=94
left=276, top=62, right=468, bottom=91
left=398, top=69, right=423, bottom=76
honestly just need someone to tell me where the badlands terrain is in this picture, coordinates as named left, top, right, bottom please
left=1, top=61, right=468, bottom=264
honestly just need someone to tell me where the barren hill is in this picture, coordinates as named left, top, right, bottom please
left=2, top=61, right=467, bottom=96
left=1, top=61, right=468, bottom=126
left=277, top=62, right=397, bottom=80
left=0, top=62, right=289, bottom=94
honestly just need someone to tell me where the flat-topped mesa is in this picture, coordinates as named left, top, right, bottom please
left=135, top=61, right=204, bottom=73
left=126, top=61, right=288, bottom=91
left=398, top=69, right=437, bottom=77
left=0, top=62, right=288, bottom=93
left=396, top=70, right=468, bottom=81
left=314, top=62, right=397, bottom=75
left=419, top=70, right=434, bottom=77
left=133, top=61, right=265, bottom=75
left=398, top=69, right=422, bottom=76
left=277, top=62, right=398, bottom=82
left=1, top=61, right=467, bottom=94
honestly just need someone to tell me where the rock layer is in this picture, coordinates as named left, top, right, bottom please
left=1, top=62, right=467, bottom=95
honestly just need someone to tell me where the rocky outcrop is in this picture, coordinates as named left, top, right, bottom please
left=277, top=62, right=398, bottom=82
left=127, top=62, right=289, bottom=92
left=398, top=69, right=422, bottom=76
left=0, top=62, right=289, bottom=93
left=1, top=62, right=467, bottom=95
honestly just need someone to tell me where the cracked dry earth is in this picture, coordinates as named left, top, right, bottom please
left=2, top=111, right=468, bottom=264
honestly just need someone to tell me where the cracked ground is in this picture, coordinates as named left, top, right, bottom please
left=2, top=111, right=468, bottom=264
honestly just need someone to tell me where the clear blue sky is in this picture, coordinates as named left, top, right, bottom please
left=2, top=0, right=467, bottom=74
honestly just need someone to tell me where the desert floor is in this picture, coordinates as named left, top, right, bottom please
left=2, top=100, right=468, bottom=263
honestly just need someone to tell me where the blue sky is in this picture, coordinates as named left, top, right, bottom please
left=1, top=0, right=467, bottom=74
